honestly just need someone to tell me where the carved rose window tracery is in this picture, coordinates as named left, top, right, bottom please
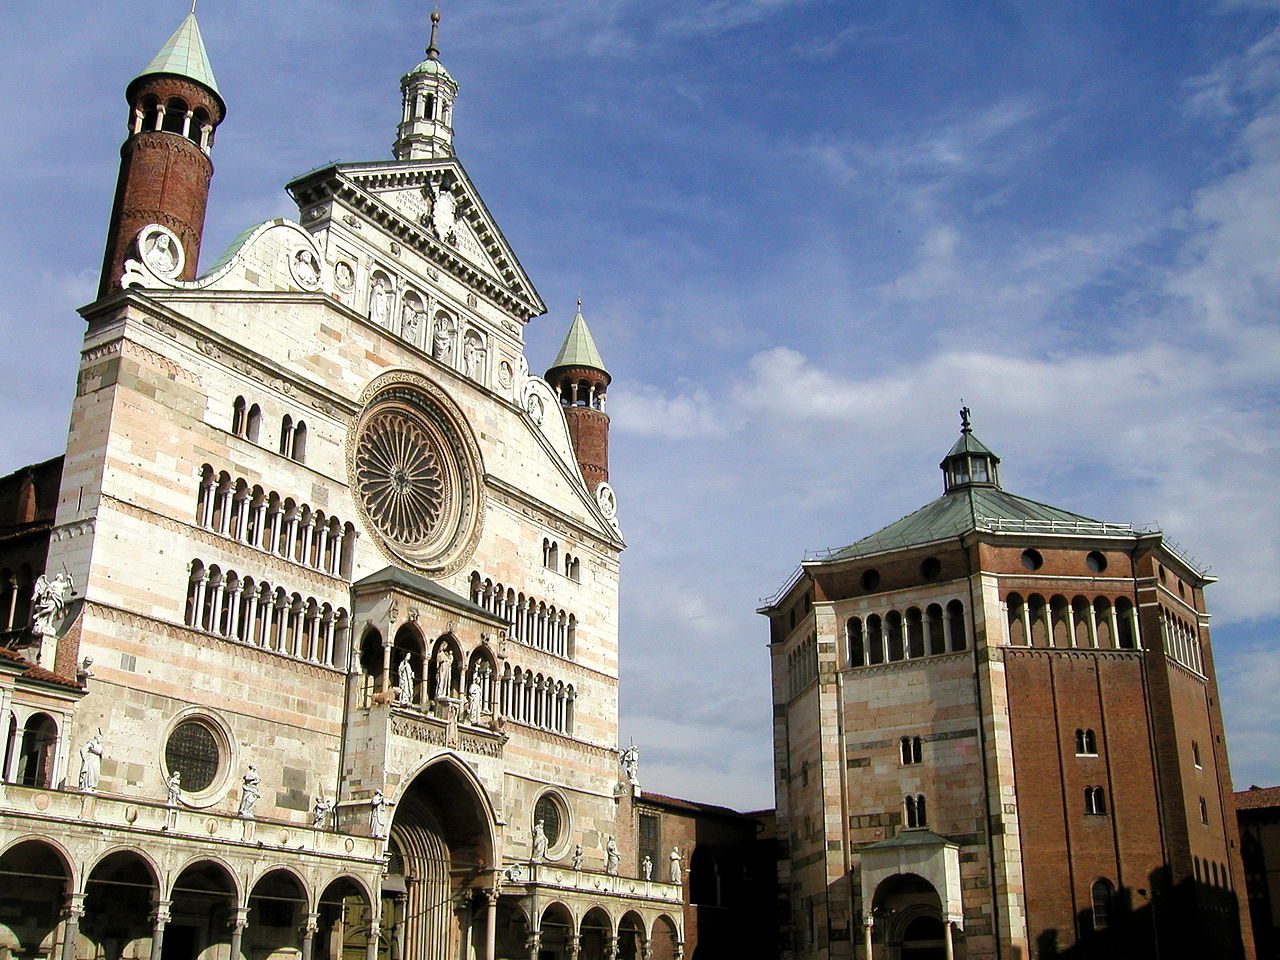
left=349, top=375, right=484, bottom=575
left=355, top=412, right=446, bottom=545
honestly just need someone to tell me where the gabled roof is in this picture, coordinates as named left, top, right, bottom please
left=861, top=828, right=957, bottom=851
left=548, top=308, right=609, bottom=377
left=819, top=485, right=1122, bottom=563
left=353, top=566, right=497, bottom=621
left=1235, top=785, right=1280, bottom=811
left=134, top=13, right=221, bottom=103
left=0, top=645, right=84, bottom=691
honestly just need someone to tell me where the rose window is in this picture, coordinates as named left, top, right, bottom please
left=355, top=412, right=445, bottom=545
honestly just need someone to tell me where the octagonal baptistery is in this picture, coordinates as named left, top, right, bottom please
left=760, top=412, right=1251, bottom=960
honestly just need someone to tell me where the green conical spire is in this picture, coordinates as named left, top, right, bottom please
left=549, top=301, right=609, bottom=377
left=134, top=11, right=221, bottom=100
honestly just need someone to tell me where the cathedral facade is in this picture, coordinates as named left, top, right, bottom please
left=761, top=414, right=1252, bottom=960
left=0, top=12, right=688, bottom=960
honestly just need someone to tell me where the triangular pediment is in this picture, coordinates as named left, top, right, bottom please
left=288, top=158, right=546, bottom=320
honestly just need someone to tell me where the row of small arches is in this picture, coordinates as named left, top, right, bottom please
left=846, top=601, right=968, bottom=668
left=1005, top=593, right=1139, bottom=650
left=787, top=633, right=817, bottom=699
left=1162, top=608, right=1203, bottom=673
left=133, top=95, right=214, bottom=150
left=230, top=397, right=307, bottom=464
left=196, top=465, right=357, bottom=578
left=185, top=560, right=351, bottom=669
left=360, top=626, right=576, bottom=735
left=542, top=539, right=582, bottom=582
left=1194, top=856, right=1233, bottom=890
left=469, top=572, right=577, bottom=659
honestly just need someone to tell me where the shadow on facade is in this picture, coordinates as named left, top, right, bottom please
left=1033, top=868, right=1245, bottom=960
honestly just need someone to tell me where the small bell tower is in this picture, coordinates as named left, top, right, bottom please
left=394, top=11, right=459, bottom=161
left=98, top=8, right=225, bottom=297
left=546, top=302, right=612, bottom=492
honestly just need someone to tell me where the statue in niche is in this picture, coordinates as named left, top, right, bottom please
left=166, top=771, right=182, bottom=806
left=619, top=744, right=640, bottom=785
left=78, top=732, right=103, bottom=792
left=292, top=249, right=320, bottom=288
left=31, top=572, right=73, bottom=637
left=605, top=836, right=621, bottom=876
left=641, top=855, right=653, bottom=880
left=434, top=647, right=455, bottom=700
left=572, top=844, right=584, bottom=871
left=401, top=299, right=424, bottom=340
left=670, top=846, right=683, bottom=884
left=334, top=261, right=354, bottom=290
left=433, top=316, right=456, bottom=364
left=369, top=789, right=394, bottom=838
left=238, top=764, right=261, bottom=819
left=312, top=796, right=334, bottom=829
left=396, top=656, right=415, bottom=705
left=465, top=680, right=483, bottom=724
left=429, top=183, right=457, bottom=242
left=532, top=820, right=548, bottom=861
left=463, top=331, right=485, bottom=380
left=369, top=276, right=391, bottom=328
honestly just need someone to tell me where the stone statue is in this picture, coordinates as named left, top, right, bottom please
left=370, top=276, right=391, bottom=327
left=144, top=231, right=179, bottom=275
left=619, top=744, right=639, bottom=785
left=238, top=764, right=261, bottom=819
left=312, top=796, right=334, bottom=829
left=401, top=301, right=423, bottom=340
left=293, top=249, right=320, bottom=288
left=465, top=680, right=483, bottom=724
left=641, top=855, right=653, bottom=880
left=572, top=844, right=583, bottom=871
left=463, top=331, right=485, bottom=379
left=433, top=316, right=456, bottom=363
left=605, top=836, right=620, bottom=876
left=396, top=655, right=415, bottom=705
left=670, top=846, right=683, bottom=884
left=532, top=820, right=548, bottom=861
left=31, top=572, right=73, bottom=637
left=167, top=771, right=182, bottom=806
left=78, top=733, right=103, bottom=792
left=369, top=789, right=394, bottom=838
left=77, top=656, right=94, bottom=684
left=434, top=647, right=454, bottom=700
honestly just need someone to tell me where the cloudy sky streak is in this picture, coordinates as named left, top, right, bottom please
left=1, top=1, right=1278, bottom=808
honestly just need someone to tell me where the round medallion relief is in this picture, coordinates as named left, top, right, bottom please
left=350, top=374, right=484, bottom=575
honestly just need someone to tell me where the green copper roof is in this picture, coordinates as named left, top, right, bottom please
left=135, top=12, right=220, bottom=98
left=945, top=430, right=997, bottom=460
left=819, top=486, right=1118, bottom=562
left=548, top=308, right=609, bottom=376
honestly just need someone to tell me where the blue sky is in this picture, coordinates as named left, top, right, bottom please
left=1, top=1, right=1278, bottom=810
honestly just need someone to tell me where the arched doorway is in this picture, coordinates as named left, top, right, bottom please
left=316, top=877, right=375, bottom=960
left=82, top=850, right=158, bottom=960
left=649, top=915, right=680, bottom=960
left=247, top=869, right=309, bottom=960
left=872, top=874, right=951, bottom=960
left=616, top=913, right=645, bottom=960
left=538, top=903, right=574, bottom=959
left=385, top=758, right=495, bottom=960
left=578, top=908, right=612, bottom=960
left=0, top=839, right=70, bottom=959
left=167, top=859, right=238, bottom=960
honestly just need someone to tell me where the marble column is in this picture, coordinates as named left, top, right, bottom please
left=149, top=900, right=172, bottom=960
left=60, top=892, right=85, bottom=960
left=301, top=912, right=319, bottom=960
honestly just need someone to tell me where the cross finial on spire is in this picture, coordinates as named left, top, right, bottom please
left=189, top=0, right=197, bottom=13
left=427, top=6, right=441, bottom=61
left=960, top=403, right=972, bottom=433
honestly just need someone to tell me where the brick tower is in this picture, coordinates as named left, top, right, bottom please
left=98, top=10, right=224, bottom=297
left=546, top=302, right=611, bottom=492
left=761, top=409, right=1252, bottom=960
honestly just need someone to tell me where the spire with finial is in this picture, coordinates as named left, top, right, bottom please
left=426, top=7, right=441, bottom=61
left=940, top=406, right=1001, bottom=493
left=546, top=301, right=612, bottom=492
left=394, top=6, right=459, bottom=160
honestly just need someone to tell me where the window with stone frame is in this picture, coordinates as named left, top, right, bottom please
left=638, top=812, right=661, bottom=875
left=900, top=736, right=923, bottom=765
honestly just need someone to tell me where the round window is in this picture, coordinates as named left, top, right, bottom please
left=1086, top=551, right=1107, bottom=573
left=349, top=374, right=485, bottom=575
left=920, top=557, right=941, bottom=581
left=1021, top=549, right=1044, bottom=572
left=534, top=793, right=566, bottom=849
left=165, top=719, right=221, bottom=792
left=860, top=569, right=881, bottom=591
